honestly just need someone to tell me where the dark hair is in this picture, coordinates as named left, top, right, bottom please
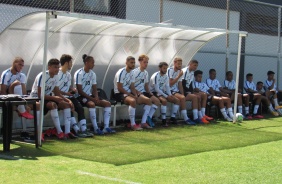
left=82, top=54, right=94, bottom=63
left=246, top=73, right=253, bottom=78
left=226, top=71, right=233, bottom=76
left=194, top=70, right=203, bottom=77
left=60, top=54, right=72, bottom=66
left=48, top=58, right=60, bottom=66
left=209, top=69, right=216, bottom=74
left=158, top=62, right=168, bottom=68
left=267, top=70, right=275, bottom=75
left=13, top=57, right=24, bottom=64
left=126, top=56, right=135, bottom=62
left=189, top=59, right=198, bottom=65
left=257, top=81, right=263, bottom=85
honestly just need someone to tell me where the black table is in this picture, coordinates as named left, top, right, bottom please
left=1, top=98, right=38, bottom=152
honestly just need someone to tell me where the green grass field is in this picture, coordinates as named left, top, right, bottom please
left=1, top=117, right=282, bottom=183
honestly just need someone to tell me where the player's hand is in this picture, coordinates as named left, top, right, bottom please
left=53, top=96, right=64, bottom=103
left=178, top=70, right=183, bottom=77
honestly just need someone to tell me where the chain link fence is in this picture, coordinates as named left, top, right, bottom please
left=0, top=0, right=281, bottom=88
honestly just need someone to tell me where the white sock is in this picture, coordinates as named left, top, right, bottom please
left=245, top=106, right=249, bottom=115
left=50, top=109, right=63, bottom=134
left=201, top=108, right=206, bottom=116
left=149, top=104, right=158, bottom=118
left=161, top=105, right=167, bottom=120
left=274, top=98, right=279, bottom=107
left=253, top=105, right=259, bottom=114
left=89, top=108, right=98, bottom=130
left=71, top=117, right=80, bottom=133
left=238, top=106, right=243, bottom=114
left=14, top=85, right=26, bottom=113
left=220, top=108, right=228, bottom=119
left=141, top=105, right=151, bottom=123
left=181, top=109, right=189, bottom=121
left=79, top=119, right=87, bottom=132
left=128, top=106, right=136, bottom=126
left=63, top=108, right=71, bottom=134
left=192, top=109, right=198, bottom=120
left=228, top=108, right=234, bottom=118
left=103, top=107, right=111, bottom=128
left=198, top=110, right=203, bottom=119
left=171, top=104, right=179, bottom=118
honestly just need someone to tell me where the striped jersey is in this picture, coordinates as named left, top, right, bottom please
left=133, top=67, right=149, bottom=93
left=181, top=67, right=194, bottom=89
left=206, top=78, right=221, bottom=91
left=149, top=71, right=171, bottom=98
left=57, top=69, right=71, bottom=93
left=167, top=67, right=181, bottom=92
left=223, top=79, right=235, bottom=90
left=0, top=68, right=26, bottom=86
left=244, top=80, right=256, bottom=92
left=192, top=81, right=210, bottom=93
left=74, top=68, right=97, bottom=96
left=264, top=79, right=277, bottom=93
left=114, top=67, right=134, bottom=94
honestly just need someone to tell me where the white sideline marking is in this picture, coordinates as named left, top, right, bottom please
left=77, top=170, right=141, bottom=184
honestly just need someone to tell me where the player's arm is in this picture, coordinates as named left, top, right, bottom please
left=92, top=84, right=99, bottom=99
left=145, top=83, right=153, bottom=96
left=268, top=79, right=275, bottom=90
left=169, top=70, right=183, bottom=87
left=0, top=84, right=7, bottom=95
left=178, top=81, right=184, bottom=95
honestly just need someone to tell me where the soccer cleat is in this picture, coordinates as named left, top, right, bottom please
left=195, top=118, right=205, bottom=124
left=271, top=111, right=279, bottom=117
left=75, top=131, right=87, bottom=138
left=245, top=114, right=253, bottom=120
left=162, top=119, right=168, bottom=127
left=225, top=116, right=233, bottom=122
left=201, top=118, right=210, bottom=124
left=131, top=124, right=143, bottom=131
left=204, top=115, right=214, bottom=121
left=253, top=114, right=264, bottom=119
left=147, top=116, right=155, bottom=127
left=94, top=129, right=104, bottom=135
left=81, top=130, right=94, bottom=137
left=185, top=119, right=196, bottom=125
left=19, top=111, right=34, bottom=119
left=141, top=123, right=152, bottom=129
left=57, top=132, right=65, bottom=139
left=103, top=127, right=116, bottom=133
left=65, top=132, right=78, bottom=139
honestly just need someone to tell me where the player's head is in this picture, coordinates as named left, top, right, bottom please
left=194, top=70, right=203, bottom=82
left=226, top=71, right=233, bottom=81
left=256, top=81, right=263, bottom=90
left=173, top=57, right=182, bottom=70
left=126, top=56, right=135, bottom=70
left=158, top=62, right=168, bottom=75
left=48, top=58, right=60, bottom=75
left=188, top=59, right=198, bottom=71
left=267, top=70, right=275, bottom=80
left=60, top=54, right=73, bottom=70
left=138, top=54, right=149, bottom=69
left=82, top=54, right=95, bottom=70
left=246, top=73, right=253, bottom=82
left=209, top=69, right=216, bottom=80
left=12, top=57, right=24, bottom=73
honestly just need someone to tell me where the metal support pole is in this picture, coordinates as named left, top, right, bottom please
left=70, top=0, right=74, bottom=12
left=277, top=7, right=281, bottom=89
left=225, top=0, right=230, bottom=73
left=160, top=0, right=163, bottom=23
left=233, top=33, right=247, bottom=123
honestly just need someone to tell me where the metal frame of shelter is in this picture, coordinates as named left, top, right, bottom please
left=0, top=11, right=247, bottom=146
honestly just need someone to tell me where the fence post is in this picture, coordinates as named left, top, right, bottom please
left=277, top=7, right=281, bottom=88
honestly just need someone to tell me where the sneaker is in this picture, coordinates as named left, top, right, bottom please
left=201, top=118, right=210, bottom=124
left=74, top=131, right=87, bottom=138
left=19, top=111, right=34, bottom=119
left=271, top=111, right=279, bottom=117
left=162, top=119, right=168, bottom=127
left=225, top=116, right=233, bottom=122
left=57, top=132, right=65, bottom=139
left=103, top=127, right=116, bottom=133
left=81, top=130, right=94, bottom=137
left=204, top=115, right=214, bottom=121
left=94, top=129, right=104, bottom=135
left=185, top=119, right=196, bottom=125
left=131, top=124, right=143, bottom=131
left=147, top=116, right=155, bottom=127
left=141, top=123, right=152, bottom=129
left=65, top=132, right=78, bottom=139
left=195, top=118, right=205, bottom=124
left=245, top=114, right=253, bottom=120
left=253, top=114, right=264, bottom=119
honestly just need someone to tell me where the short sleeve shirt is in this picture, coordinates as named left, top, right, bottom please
left=74, top=68, right=97, bottom=95
left=223, top=79, right=236, bottom=90
left=206, top=78, right=221, bottom=91
left=167, top=67, right=181, bottom=92
left=133, top=67, right=149, bottom=93
left=193, top=81, right=210, bottom=93
left=0, top=68, right=26, bottom=86
left=57, top=69, right=72, bottom=93
left=114, top=67, right=134, bottom=94
left=149, top=71, right=169, bottom=93
left=264, top=80, right=277, bottom=93
left=244, top=81, right=256, bottom=91
left=182, top=67, right=194, bottom=89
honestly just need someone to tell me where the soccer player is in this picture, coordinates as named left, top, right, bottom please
left=167, top=57, right=200, bottom=124
left=223, top=71, right=252, bottom=119
left=133, top=54, right=161, bottom=127
left=206, top=69, right=234, bottom=119
left=243, top=73, right=264, bottom=118
left=182, top=59, right=213, bottom=123
left=193, top=70, right=233, bottom=122
left=57, top=54, right=92, bottom=137
left=74, top=54, right=115, bottom=135
left=264, top=70, right=282, bottom=115
left=114, top=56, right=152, bottom=130
left=30, top=58, right=73, bottom=139
left=149, top=62, right=184, bottom=126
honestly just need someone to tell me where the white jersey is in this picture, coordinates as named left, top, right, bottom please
left=114, top=67, right=134, bottom=94
left=167, top=67, right=181, bottom=92
left=193, top=81, right=210, bottom=93
left=223, top=79, right=236, bottom=90
left=74, top=68, right=97, bottom=96
left=57, top=69, right=71, bottom=93
left=133, top=67, right=149, bottom=93
left=0, top=68, right=26, bottom=86
left=30, top=71, right=59, bottom=97
left=244, top=81, right=256, bottom=92
left=206, top=78, right=221, bottom=91
left=182, top=67, right=194, bottom=89
left=149, top=71, right=171, bottom=98
left=264, top=79, right=278, bottom=93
